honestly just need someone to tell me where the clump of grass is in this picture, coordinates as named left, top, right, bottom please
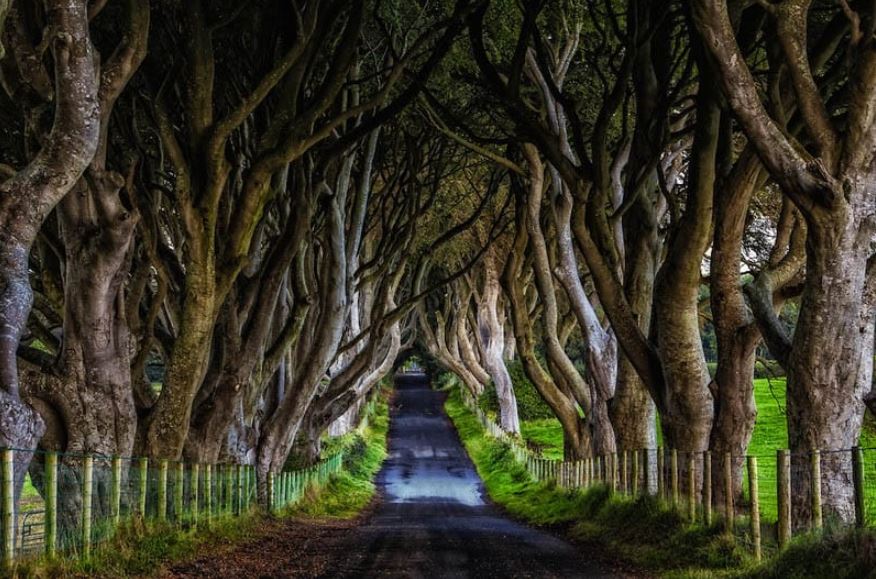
left=744, top=528, right=876, bottom=579
left=519, top=419, right=564, bottom=460
left=285, top=396, right=389, bottom=519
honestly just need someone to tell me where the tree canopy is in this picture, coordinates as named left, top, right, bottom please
left=0, top=0, right=874, bottom=527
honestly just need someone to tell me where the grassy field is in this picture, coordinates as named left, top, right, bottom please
left=517, top=378, right=876, bottom=524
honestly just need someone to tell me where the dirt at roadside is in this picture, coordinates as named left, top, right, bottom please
left=159, top=516, right=361, bottom=579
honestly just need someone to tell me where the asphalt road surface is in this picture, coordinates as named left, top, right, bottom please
left=166, top=373, right=630, bottom=578
left=318, top=372, right=623, bottom=578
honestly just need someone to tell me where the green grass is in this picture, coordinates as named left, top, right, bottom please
left=17, top=514, right=264, bottom=578
left=744, top=528, right=876, bottom=579
left=742, top=379, right=876, bottom=524
left=520, top=419, right=564, bottom=460
left=284, top=397, right=390, bottom=519
left=445, top=386, right=752, bottom=576
left=518, top=377, right=876, bottom=525
left=463, top=372, right=876, bottom=577
left=16, top=394, right=391, bottom=577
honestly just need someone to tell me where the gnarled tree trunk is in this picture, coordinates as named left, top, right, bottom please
left=0, top=0, right=99, bottom=474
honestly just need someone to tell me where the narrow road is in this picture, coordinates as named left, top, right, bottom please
left=322, top=372, right=622, bottom=578
left=167, top=374, right=631, bottom=578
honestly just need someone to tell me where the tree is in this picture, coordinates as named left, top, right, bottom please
left=0, top=0, right=99, bottom=490
left=691, top=0, right=876, bottom=522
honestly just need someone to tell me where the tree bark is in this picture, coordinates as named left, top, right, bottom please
left=476, top=250, right=520, bottom=434
left=709, top=149, right=765, bottom=505
left=502, top=186, right=590, bottom=459
left=691, top=0, right=876, bottom=522
left=0, top=0, right=99, bottom=462
left=651, top=82, right=719, bottom=466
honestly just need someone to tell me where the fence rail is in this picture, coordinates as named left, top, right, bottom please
left=460, top=392, right=876, bottom=560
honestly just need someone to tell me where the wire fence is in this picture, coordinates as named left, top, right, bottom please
left=0, top=394, right=380, bottom=572
left=460, top=391, right=876, bottom=561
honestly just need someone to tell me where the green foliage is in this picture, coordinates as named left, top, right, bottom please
left=471, top=362, right=555, bottom=422
left=284, top=397, right=390, bottom=519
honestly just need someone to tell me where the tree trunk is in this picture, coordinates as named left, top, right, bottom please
left=144, top=265, right=217, bottom=458
left=610, top=198, right=658, bottom=453
left=786, top=185, right=876, bottom=524
left=255, top=195, right=348, bottom=497
left=476, top=251, right=520, bottom=434
left=0, top=0, right=98, bottom=456
left=709, top=151, right=764, bottom=506
left=652, top=84, right=720, bottom=464
left=502, top=187, right=590, bottom=460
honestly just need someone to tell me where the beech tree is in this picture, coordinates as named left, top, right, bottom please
left=0, top=0, right=99, bottom=486
left=692, top=0, right=876, bottom=522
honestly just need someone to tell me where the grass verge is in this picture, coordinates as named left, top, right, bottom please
left=284, top=396, right=390, bottom=519
left=447, top=382, right=876, bottom=578
left=14, top=515, right=264, bottom=578
left=14, top=392, right=390, bottom=578
left=516, top=378, right=876, bottom=525
left=445, top=385, right=751, bottom=577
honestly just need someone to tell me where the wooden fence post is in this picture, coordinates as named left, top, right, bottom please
left=237, top=464, right=248, bottom=515
left=810, top=449, right=822, bottom=531
left=643, top=449, right=651, bottom=495
left=852, top=446, right=865, bottom=528
left=138, top=458, right=148, bottom=516
left=192, top=463, right=200, bottom=525
left=723, top=452, right=734, bottom=533
left=205, top=464, right=213, bottom=524
left=111, top=456, right=122, bottom=528
left=621, top=450, right=628, bottom=494
left=45, top=451, right=58, bottom=558
left=231, top=465, right=238, bottom=515
left=632, top=450, right=639, bottom=497
left=657, top=447, right=665, bottom=499
left=748, top=456, right=761, bottom=561
left=2, top=449, right=14, bottom=571
left=175, top=462, right=185, bottom=522
left=158, top=459, right=168, bottom=521
left=777, top=449, right=791, bottom=548
left=671, top=449, right=679, bottom=506
left=82, top=455, right=94, bottom=557
left=268, top=472, right=276, bottom=514
left=225, top=464, right=234, bottom=515
left=586, top=458, right=592, bottom=487
left=242, top=466, right=249, bottom=511
left=611, top=452, right=618, bottom=493
left=703, top=451, right=712, bottom=526
left=688, top=452, right=697, bottom=521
